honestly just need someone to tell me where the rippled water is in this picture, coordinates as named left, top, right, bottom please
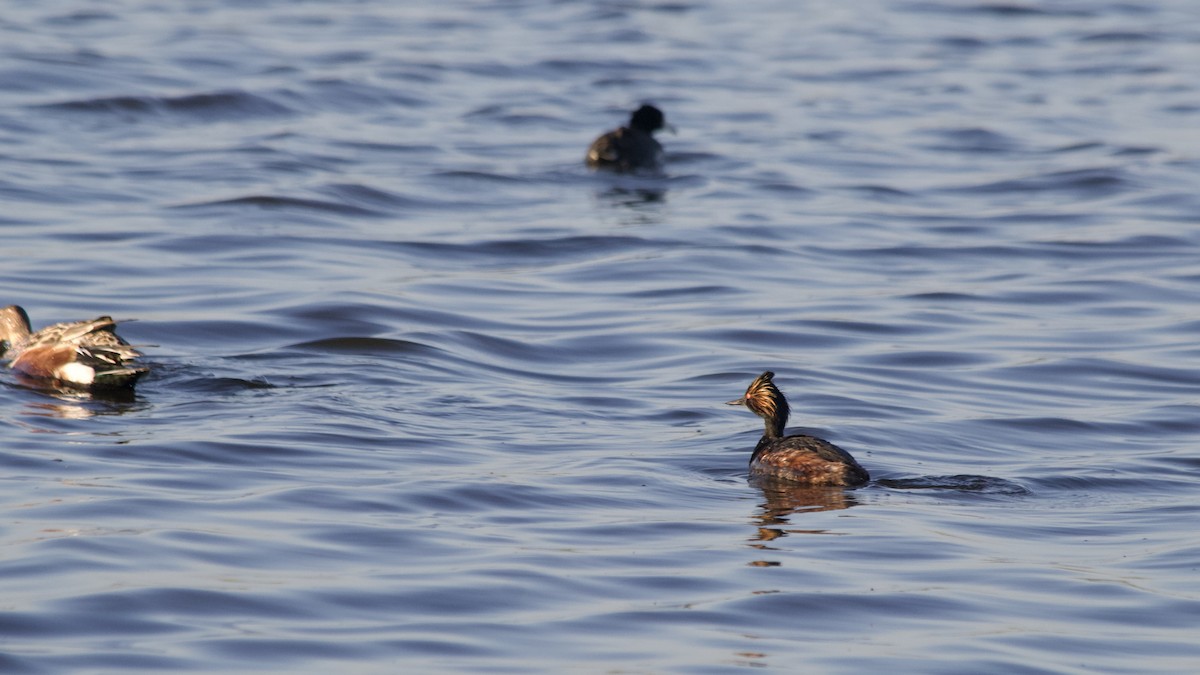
left=3, top=1, right=1200, bottom=672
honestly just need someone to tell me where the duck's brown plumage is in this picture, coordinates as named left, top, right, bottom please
left=727, top=371, right=869, bottom=487
left=0, top=305, right=148, bottom=390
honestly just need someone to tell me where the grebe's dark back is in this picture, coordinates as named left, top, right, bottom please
left=727, top=371, right=869, bottom=487
left=585, top=104, right=669, bottom=173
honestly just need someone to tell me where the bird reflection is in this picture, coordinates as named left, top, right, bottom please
left=748, top=476, right=859, bottom=547
left=599, top=186, right=666, bottom=206
left=10, top=374, right=147, bottom=420
left=591, top=186, right=669, bottom=226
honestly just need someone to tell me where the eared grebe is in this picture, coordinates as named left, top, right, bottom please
left=727, top=371, right=869, bottom=487
left=585, top=104, right=670, bottom=173
left=0, top=305, right=148, bottom=389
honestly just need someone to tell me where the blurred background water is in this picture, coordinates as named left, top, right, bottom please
left=2, top=0, right=1200, bottom=672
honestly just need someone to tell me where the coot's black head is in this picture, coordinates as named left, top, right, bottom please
left=629, top=104, right=667, bottom=134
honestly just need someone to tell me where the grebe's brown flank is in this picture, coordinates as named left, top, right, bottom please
left=727, top=371, right=869, bottom=487
left=585, top=104, right=670, bottom=173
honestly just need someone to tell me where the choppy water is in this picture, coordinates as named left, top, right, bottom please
left=3, top=1, right=1200, bottom=672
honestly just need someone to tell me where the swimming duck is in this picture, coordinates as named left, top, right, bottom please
left=585, top=104, right=670, bottom=173
left=0, top=305, right=148, bottom=389
left=727, top=371, right=869, bottom=487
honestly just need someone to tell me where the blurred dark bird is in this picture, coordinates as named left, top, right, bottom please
left=585, top=104, right=671, bottom=173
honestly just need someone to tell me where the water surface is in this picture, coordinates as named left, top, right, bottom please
left=2, top=1, right=1200, bottom=672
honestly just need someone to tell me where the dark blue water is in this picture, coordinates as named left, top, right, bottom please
left=3, top=1, right=1200, bottom=672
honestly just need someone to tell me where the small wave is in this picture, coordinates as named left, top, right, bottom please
left=949, top=167, right=1130, bottom=196
left=1111, top=145, right=1160, bottom=157
left=879, top=474, right=1031, bottom=495
left=977, top=416, right=1099, bottom=433
left=1021, top=473, right=1192, bottom=498
left=393, top=234, right=663, bottom=265
left=858, top=350, right=995, bottom=369
left=902, top=291, right=980, bottom=302
left=172, top=377, right=277, bottom=394
left=37, top=90, right=292, bottom=120
left=998, top=357, right=1200, bottom=390
left=171, top=194, right=381, bottom=217
left=431, top=170, right=526, bottom=184
left=794, top=318, right=941, bottom=337
left=849, top=243, right=1023, bottom=263
left=846, top=184, right=915, bottom=199
left=905, top=2, right=1094, bottom=18
left=755, top=182, right=814, bottom=197
left=936, top=36, right=988, bottom=50
left=287, top=337, right=437, bottom=355
left=1079, top=31, right=1161, bottom=43
left=917, top=126, right=1021, bottom=154
left=623, top=284, right=733, bottom=300
left=792, top=66, right=920, bottom=83
left=43, top=10, right=117, bottom=26
left=319, top=183, right=444, bottom=211
left=1058, top=142, right=1109, bottom=154
left=174, top=182, right=449, bottom=216
left=301, top=78, right=429, bottom=111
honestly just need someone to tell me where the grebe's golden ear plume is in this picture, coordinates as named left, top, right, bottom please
left=726, top=371, right=774, bottom=405
left=727, top=371, right=790, bottom=438
left=746, top=371, right=784, bottom=418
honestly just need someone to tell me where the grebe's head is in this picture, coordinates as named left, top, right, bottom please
left=0, top=305, right=32, bottom=355
left=726, top=371, right=790, bottom=438
left=629, top=104, right=669, bottom=134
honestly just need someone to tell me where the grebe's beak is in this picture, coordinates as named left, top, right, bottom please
left=725, top=397, right=746, bottom=406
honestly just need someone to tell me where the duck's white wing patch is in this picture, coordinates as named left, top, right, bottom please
left=57, top=361, right=96, bottom=385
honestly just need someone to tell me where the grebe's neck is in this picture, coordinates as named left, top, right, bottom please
left=762, top=403, right=788, bottom=439
left=760, top=382, right=790, bottom=439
